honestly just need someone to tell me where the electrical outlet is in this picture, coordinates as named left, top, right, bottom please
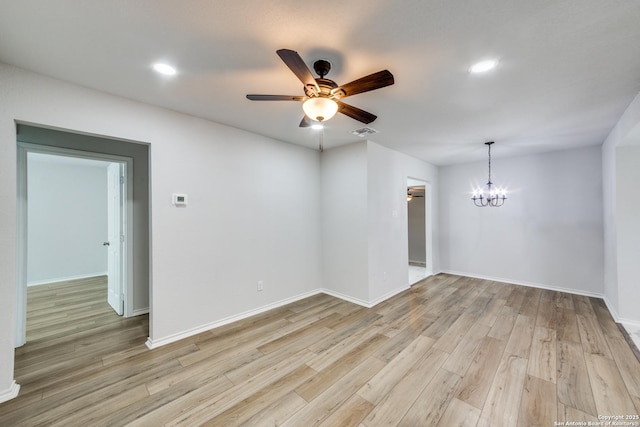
left=257, top=280, right=264, bottom=291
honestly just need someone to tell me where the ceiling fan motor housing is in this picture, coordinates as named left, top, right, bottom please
left=313, top=59, right=331, bottom=78
left=306, top=78, right=338, bottom=98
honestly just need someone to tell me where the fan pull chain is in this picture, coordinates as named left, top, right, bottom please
left=319, top=127, right=324, bottom=152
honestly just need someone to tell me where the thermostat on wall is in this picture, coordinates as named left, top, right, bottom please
left=172, top=193, right=188, bottom=206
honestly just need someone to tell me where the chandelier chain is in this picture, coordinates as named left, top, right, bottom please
left=487, top=142, right=492, bottom=184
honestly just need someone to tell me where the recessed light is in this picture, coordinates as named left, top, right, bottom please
left=311, top=123, right=324, bottom=130
left=152, top=63, right=177, bottom=76
left=470, top=59, right=497, bottom=73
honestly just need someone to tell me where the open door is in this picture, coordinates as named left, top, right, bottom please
left=107, top=162, right=124, bottom=315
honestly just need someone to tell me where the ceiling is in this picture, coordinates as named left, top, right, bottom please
left=1, top=1, right=639, bottom=165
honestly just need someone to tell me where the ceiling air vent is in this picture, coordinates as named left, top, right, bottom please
left=351, top=127, right=378, bottom=137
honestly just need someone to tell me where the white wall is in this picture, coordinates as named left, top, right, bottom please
left=616, top=146, right=640, bottom=322
left=0, top=62, right=322, bottom=398
left=320, top=141, right=369, bottom=303
left=439, top=146, right=604, bottom=295
left=320, top=141, right=439, bottom=306
left=27, top=153, right=108, bottom=285
left=601, top=90, right=640, bottom=325
left=366, top=142, right=439, bottom=303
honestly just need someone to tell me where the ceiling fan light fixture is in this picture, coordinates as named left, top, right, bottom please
left=302, top=97, right=338, bottom=122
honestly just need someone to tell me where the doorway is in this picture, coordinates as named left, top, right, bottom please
left=407, top=178, right=433, bottom=285
left=16, top=143, right=133, bottom=346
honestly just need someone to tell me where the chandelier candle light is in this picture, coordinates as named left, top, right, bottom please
left=472, top=141, right=507, bottom=207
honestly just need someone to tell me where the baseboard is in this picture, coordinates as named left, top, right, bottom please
left=146, top=289, right=323, bottom=349
left=319, top=289, right=371, bottom=308
left=128, top=308, right=149, bottom=318
left=27, top=272, right=108, bottom=286
left=0, top=381, right=20, bottom=404
left=603, top=295, right=621, bottom=323
left=145, top=284, right=417, bottom=349
left=621, top=318, right=640, bottom=328
left=603, top=295, right=640, bottom=327
left=369, top=285, right=411, bottom=307
left=440, top=270, right=604, bottom=299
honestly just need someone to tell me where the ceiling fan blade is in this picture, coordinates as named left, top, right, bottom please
left=332, top=70, right=394, bottom=98
left=246, top=94, right=304, bottom=101
left=336, top=101, right=377, bottom=124
left=299, top=116, right=314, bottom=127
left=276, top=49, right=319, bottom=92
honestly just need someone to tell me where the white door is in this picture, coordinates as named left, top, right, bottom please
left=107, top=162, right=124, bottom=315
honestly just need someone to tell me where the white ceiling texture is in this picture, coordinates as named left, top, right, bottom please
left=1, top=0, right=639, bottom=165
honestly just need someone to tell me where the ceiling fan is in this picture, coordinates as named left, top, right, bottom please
left=247, top=49, right=394, bottom=127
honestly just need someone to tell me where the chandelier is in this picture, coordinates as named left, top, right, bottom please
left=472, top=141, right=507, bottom=207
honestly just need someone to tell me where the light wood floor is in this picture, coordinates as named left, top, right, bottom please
left=1, top=274, right=639, bottom=426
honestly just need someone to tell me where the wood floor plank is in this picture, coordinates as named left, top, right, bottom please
left=527, top=326, right=557, bottom=383
left=519, top=287, right=542, bottom=318
left=371, top=315, right=435, bottom=363
left=203, top=364, right=317, bottom=426
left=307, top=323, right=383, bottom=372
left=433, top=312, right=481, bottom=353
left=281, top=356, right=385, bottom=427
left=358, top=348, right=450, bottom=427
left=476, top=353, right=528, bottom=427
left=577, top=313, right=614, bottom=359
left=318, top=394, right=374, bottom=427
left=589, top=298, right=621, bottom=339
left=555, top=308, right=581, bottom=343
left=126, top=374, right=234, bottom=427
left=362, top=349, right=450, bottom=426
left=145, top=347, right=264, bottom=395
left=357, top=335, right=434, bottom=405
left=225, top=334, right=327, bottom=386
left=396, top=367, right=461, bottom=427
left=442, top=321, right=491, bottom=376
left=296, top=333, right=388, bottom=402
left=557, top=402, right=599, bottom=425
left=536, top=290, right=558, bottom=329
left=435, top=397, right=481, bottom=427
left=455, top=336, right=507, bottom=410
left=487, top=305, right=518, bottom=341
left=476, top=297, right=507, bottom=327
left=163, top=349, right=317, bottom=426
left=605, top=334, right=640, bottom=401
left=556, top=340, right=598, bottom=416
left=585, top=353, right=638, bottom=416
left=239, top=391, right=308, bottom=427
left=518, top=375, right=556, bottom=427
left=505, top=314, right=535, bottom=358
left=4, top=274, right=640, bottom=426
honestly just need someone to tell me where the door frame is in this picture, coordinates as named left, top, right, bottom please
left=406, top=177, right=434, bottom=281
left=16, top=142, right=134, bottom=347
